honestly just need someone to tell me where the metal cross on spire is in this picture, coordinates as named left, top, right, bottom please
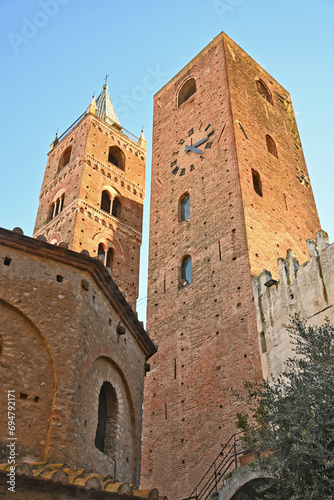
left=104, top=74, right=109, bottom=86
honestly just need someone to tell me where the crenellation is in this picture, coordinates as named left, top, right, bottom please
left=253, top=230, right=334, bottom=381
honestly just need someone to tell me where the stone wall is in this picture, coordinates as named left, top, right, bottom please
left=252, top=230, right=334, bottom=381
left=0, top=228, right=156, bottom=486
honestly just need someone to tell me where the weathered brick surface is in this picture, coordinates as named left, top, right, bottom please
left=141, top=33, right=320, bottom=499
left=0, top=229, right=156, bottom=486
left=33, top=113, right=146, bottom=307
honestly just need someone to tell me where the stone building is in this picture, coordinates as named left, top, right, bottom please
left=0, top=84, right=159, bottom=498
left=141, top=32, right=321, bottom=499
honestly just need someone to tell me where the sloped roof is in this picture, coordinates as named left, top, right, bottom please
left=0, top=463, right=167, bottom=499
left=95, top=84, right=120, bottom=126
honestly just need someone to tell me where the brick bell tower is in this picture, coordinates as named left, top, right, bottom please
left=141, top=33, right=320, bottom=499
left=33, top=81, right=147, bottom=307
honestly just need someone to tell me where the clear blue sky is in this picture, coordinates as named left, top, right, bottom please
left=1, top=0, right=333, bottom=323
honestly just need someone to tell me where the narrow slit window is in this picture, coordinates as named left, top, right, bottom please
left=180, top=255, right=192, bottom=287
left=180, top=193, right=190, bottom=221
left=252, top=169, right=263, bottom=197
left=237, top=121, right=248, bottom=140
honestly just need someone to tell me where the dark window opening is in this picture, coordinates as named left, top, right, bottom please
left=98, top=243, right=105, bottom=262
left=266, top=134, right=278, bottom=158
left=252, top=169, right=263, bottom=197
left=95, top=382, right=118, bottom=456
left=108, top=146, right=125, bottom=170
left=106, top=248, right=114, bottom=269
left=112, top=198, right=121, bottom=219
left=101, top=190, right=111, bottom=213
left=58, top=146, right=72, bottom=172
left=180, top=255, right=192, bottom=287
left=4, top=257, right=11, bottom=266
left=256, top=79, right=273, bottom=105
left=50, top=194, right=65, bottom=220
left=178, top=78, right=196, bottom=107
left=180, top=193, right=190, bottom=221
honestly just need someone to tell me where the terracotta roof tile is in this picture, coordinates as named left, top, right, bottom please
left=0, top=463, right=167, bottom=499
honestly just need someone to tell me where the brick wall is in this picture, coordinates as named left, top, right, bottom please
left=141, top=33, right=320, bottom=499
left=33, top=113, right=146, bottom=306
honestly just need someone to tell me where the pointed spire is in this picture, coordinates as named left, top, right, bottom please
left=95, top=81, right=120, bottom=127
left=50, top=132, right=59, bottom=151
left=86, top=95, right=97, bottom=115
left=137, top=130, right=147, bottom=150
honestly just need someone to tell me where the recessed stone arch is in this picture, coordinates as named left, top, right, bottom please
left=77, top=356, right=138, bottom=483
left=0, top=299, right=56, bottom=463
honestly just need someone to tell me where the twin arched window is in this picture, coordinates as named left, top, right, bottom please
left=50, top=193, right=65, bottom=220
left=98, top=243, right=114, bottom=269
left=180, top=193, right=190, bottom=221
left=95, top=382, right=118, bottom=456
left=178, top=78, right=196, bottom=107
left=108, top=146, right=125, bottom=171
left=180, top=255, right=192, bottom=287
left=58, top=146, right=72, bottom=172
left=101, top=190, right=121, bottom=219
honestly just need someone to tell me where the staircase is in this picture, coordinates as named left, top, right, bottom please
left=182, top=432, right=247, bottom=500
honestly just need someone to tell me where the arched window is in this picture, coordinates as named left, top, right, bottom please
left=252, top=169, right=263, bottom=197
left=101, top=190, right=111, bottom=213
left=112, top=198, right=121, bottom=219
left=180, top=255, right=192, bottom=287
left=95, top=382, right=118, bottom=456
left=265, top=134, right=278, bottom=158
left=178, top=78, right=196, bottom=107
left=180, top=193, right=190, bottom=221
left=97, top=243, right=114, bottom=270
left=256, top=79, right=273, bottom=105
left=108, top=146, right=125, bottom=170
left=50, top=193, right=65, bottom=220
left=58, top=146, right=72, bottom=172
left=106, top=248, right=114, bottom=269
left=98, top=243, right=106, bottom=262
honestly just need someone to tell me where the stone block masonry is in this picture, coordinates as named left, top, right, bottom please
left=252, top=230, right=334, bottom=381
left=0, top=227, right=156, bottom=487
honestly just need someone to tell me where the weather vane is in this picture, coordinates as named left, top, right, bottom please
left=104, top=74, right=109, bottom=86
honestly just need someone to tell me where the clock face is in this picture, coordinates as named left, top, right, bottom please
left=170, top=122, right=214, bottom=177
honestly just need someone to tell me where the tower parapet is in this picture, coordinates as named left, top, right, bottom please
left=252, top=230, right=334, bottom=381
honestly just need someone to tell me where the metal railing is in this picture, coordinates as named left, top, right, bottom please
left=182, top=432, right=246, bottom=500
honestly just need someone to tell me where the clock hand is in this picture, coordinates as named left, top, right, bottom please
left=184, top=145, right=204, bottom=154
left=193, top=136, right=209, bottom=147
left=184, top=135, right=208, bottom=153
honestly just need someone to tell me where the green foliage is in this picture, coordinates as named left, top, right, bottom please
left=241, top=316, right=334, bottom=499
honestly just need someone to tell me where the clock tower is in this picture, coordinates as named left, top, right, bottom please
left=141, top=33, right=320, bottom=498
left=33, top=83, right=147, bottom=307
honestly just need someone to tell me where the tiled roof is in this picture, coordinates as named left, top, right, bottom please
left=0, top=463, right=167, bottom=499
